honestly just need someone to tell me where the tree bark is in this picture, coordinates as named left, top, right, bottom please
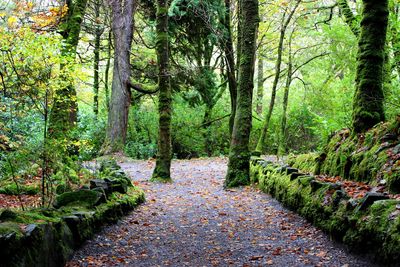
left=278, top=34, right=293, bottom=156
left=93, top=0, right=101, bottom=117
left=225, top=0, right=258, bottom=188
left=102, top=0, right=135, bottom=154
left=256, top=51, right=264, bottom=115
left=222, top=0, right=237, bottom=136
left=352, top=0, right=388, bottom=133
left=152, top=0, right=172, bottom=181
left=49, top=0, right=88, bottom=137
left=337, top=0, right=360, bottom=36
left=254, top=0, right=301, bottom=154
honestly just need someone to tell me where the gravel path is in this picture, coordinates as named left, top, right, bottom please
left=66, top=158, right=377, bottom=267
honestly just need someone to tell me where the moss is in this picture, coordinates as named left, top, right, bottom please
left=54, top=190, right=103, bottom=208
left=0, top=222, right=23, bottom=237
left=0, top=184, right=39, bottom=195
left=250, top=158, right=400, bottom=263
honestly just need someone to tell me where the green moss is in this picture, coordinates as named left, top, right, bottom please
left=0, top=222, right=23, bottom=237
left=54, top=190, right=103, bottom=208
left=0, top=184, right=39, bottom=195
left=250, top=158, right=400, bottom=262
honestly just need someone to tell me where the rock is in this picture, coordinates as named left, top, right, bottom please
left=105, top=178, right=128, bottom=194
left=285, top=167, right=298, bottom=175
left=392, top=144, right=400, bottom=155
left=346, top=198, right=361, bottom=210
left=90, top=179, right=109, bottom=191
left=0, top=209, right=17, bottom=221
left=310, top=181, right=341, bottom=192
left=356, top=192, right=390, bottom=212
left=380, top=133, right=398, bottom=142
left=298, top=176, right=315, bottom=186
left=289, top=172, right=303, bottom=181
left=332, top=190, right=347, bottom=206
left=54, top=190, right=104, bottom=208
left=25, top=224, right=40, bottom=238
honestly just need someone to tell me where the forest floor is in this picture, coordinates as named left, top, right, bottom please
left=66, top=158, right=377, bottom=267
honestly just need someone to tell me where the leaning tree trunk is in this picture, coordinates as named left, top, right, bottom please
left=224, top=0, right=258, bottom=188
left=152, top=0, right=172, bottom=182
left=352, top=0, right=388, bottom=133
left=49, top=0, right=88, bottom=137
left=102, top=0, right=135, bottom=154
left=338, top=0, right=360, bottom=36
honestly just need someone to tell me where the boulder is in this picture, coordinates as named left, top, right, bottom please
left=356, top=192, right=390, bottom=212
left=54, top=190, right=104, bottom=208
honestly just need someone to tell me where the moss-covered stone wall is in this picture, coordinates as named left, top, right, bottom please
left=250, top=158, right=400, bottom=264
left=289, top=117, right=400, bottom=193
left=0, top=160, right=145, bottom=267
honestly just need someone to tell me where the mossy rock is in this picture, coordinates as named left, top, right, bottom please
left=54, top=190, right=104, bottom=208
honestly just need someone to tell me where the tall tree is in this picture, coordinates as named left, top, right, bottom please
left=224, top=0, right=258, bottom=188
left=152, top=0, right=172, bottom=181
left=49, top=0, right=88, bottom=137
left=254, top=0, right=301, bottom=154
left=102, top=0, right=135, bottom=154
left=256, top=51, right=264, bottom=115
left=352, top=0, right=389, bottom=133
left=222, top=0, right=237, bottom=135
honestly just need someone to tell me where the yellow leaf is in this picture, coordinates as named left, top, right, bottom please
left=7, top=16, right=17, bottom=27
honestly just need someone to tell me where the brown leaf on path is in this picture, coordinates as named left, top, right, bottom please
left=249, top=255, right=264, bottom=261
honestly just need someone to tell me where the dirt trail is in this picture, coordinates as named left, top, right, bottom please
left=67, top=158, right=376, bottom=267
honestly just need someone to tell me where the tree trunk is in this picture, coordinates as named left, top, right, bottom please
left=389, top=2, right=400, bottom=77
left=93, top=1, right=101, bottom=117
left=338, top=0, right=360, bottom=36
left=203, top=104, right=213, bottom=157
left=278, top=43, right=293, bottom=156
left=224, top=0, right=258, bottom=188
left=256, top=51, right=263, bottom=115
left=102, top=0, right=135, bottom=154
left=104, top=29, right=112, bottom=112
left=152, top=0, right=172, bottom=181
left=352, top=0, right=388, bottom=133
left=49, top=0, right=88, bottom=137
left=222, top=0, right=237, bottom=136
left=254, top=0, right=300, bottom=154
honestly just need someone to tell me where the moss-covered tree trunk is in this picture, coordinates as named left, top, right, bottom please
left=93, top=1, right=101, bottom=117
left=352, top=0, right=389, bottom=134
left=224, top=0, right=258, bottom=188
left=102, top=0, right=135, bottom=154
left=338, top=0, right=360, bottom=36
left=222, top=0, right=237, bottom=136
left=49, top=0, right=88, bottom=137
left=256, top=51, right=264, bottom=115
left=152, top=0, right=172, bottom=182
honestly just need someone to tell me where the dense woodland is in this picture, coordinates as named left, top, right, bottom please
left=0, top=0, right=398, bottom=201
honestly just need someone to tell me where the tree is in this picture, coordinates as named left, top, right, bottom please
left=352, top=0, right=389, bottom=133
left=222, top=0, right=237, bottom=135
left=152, top=0, right=172, bottom=181
left=254, top=0, right=301, bottom=154
left=49, top=0, right=88, bottom=137
left=224, top=0, right=258, bottom=188
left=102, top=0, right=135, bottom=154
